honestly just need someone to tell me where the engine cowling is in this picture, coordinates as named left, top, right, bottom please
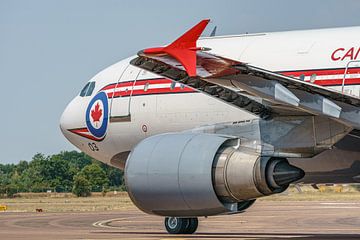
left=125, top=133, right=304, bottom=216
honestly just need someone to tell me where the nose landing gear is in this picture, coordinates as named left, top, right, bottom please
left=164, top=217, right=198, bottom=234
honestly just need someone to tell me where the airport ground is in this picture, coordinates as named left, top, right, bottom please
left=0, top=186, right=359, bottom=239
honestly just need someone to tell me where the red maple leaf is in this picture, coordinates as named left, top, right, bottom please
left=91, top=102, right=102, bottom=125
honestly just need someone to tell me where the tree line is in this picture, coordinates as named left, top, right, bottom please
left=0, top=151, right=125, bottom=197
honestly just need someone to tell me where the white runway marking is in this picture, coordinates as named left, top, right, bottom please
left=93, top=216, right=141, bottom=229
left=93, top=218, right=125, bottom=229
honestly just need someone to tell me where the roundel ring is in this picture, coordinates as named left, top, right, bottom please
left=86, top=92, right=109, bottom=139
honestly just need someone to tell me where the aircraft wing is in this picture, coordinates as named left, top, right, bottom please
left=131, top=19, right=360, bottom=129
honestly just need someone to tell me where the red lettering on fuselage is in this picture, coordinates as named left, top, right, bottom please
left=342, top=48, right=354, bottom=61
left=332, top=47, right=360, bottom=61
left=331, top=48, right=345, bottom=61
left=355, top=48, right=360, bottom=60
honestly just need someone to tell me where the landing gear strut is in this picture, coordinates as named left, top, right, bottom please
left=164, top=217, right=198, bottom=234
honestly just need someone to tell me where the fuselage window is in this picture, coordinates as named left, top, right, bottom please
left=310, top=74, right=317, bottom=83
left=80, top=82, right=90, bottom=97
left=144, top=82, right=149, bottom=92
left=299, top=74, right=305, bottom=81
left=170, top=81, right=176, bottom=90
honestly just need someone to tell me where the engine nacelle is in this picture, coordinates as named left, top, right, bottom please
left=125, top=133, right=304, bottom=216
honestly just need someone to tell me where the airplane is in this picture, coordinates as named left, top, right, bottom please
left=60, top=19, right=360, bottom=234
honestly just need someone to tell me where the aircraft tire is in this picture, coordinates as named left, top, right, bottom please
left=185, top=217, right=198, bottom=234
left=164, top=217, right=198, bottom=234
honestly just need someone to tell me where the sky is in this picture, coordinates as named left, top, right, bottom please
left=1, top=0, right=360, bottom=164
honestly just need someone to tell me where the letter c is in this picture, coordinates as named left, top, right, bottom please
left=331, top=48, right=345, bottom=61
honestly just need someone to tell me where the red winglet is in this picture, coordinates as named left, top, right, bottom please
left=142, top=19, right=210, bottom=77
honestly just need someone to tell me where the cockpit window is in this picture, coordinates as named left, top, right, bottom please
left=86, top=82, right=95, bottom=96
left=79, top=82, right=96, bottom=97
left=80, top=82, right=90, bottom=97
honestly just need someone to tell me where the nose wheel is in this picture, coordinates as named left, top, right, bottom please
left=164, top=217, right=198, bottom=234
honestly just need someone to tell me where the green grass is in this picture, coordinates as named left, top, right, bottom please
left=0, top=192, right=135, bottom=212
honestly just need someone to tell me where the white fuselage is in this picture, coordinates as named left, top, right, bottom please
left=60, top=26, right=360, bottom=166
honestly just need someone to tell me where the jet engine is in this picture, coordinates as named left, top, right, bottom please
left=125, top=133, right=304, bottom=216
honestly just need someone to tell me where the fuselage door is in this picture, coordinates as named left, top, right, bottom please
left=342, top=60, right=360, bottom=97
left=110, top=64, right=141, bottom=123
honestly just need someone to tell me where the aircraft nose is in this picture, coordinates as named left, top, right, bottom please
left=60, top=97, right=85, bottom=139
left=60, top=104, right=70, bottom=135
left=60, top=101, right=73, bottom=137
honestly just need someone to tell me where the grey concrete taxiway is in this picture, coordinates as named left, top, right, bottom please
left=0, top=201, right=359, bottom=240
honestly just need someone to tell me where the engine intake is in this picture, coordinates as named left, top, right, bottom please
left=125, top=133, right=304, bottom=217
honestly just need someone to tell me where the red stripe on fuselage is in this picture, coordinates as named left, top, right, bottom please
left=279, top=67, right=360, bottom=86
left=68, top=128, right=105, bottom=141
left=312, top=78, right=360, bottom=86
left=101, top=79, right=175, bottom=91
left=279, top=67, right=360, bottom=77
left=102, top=78, right=196, bottom=98
left=100, top=68, right=360, bottom=97
left=101, top=83, right=117, bottom=91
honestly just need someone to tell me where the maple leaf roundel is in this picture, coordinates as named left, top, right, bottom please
left=90, top=102, right=103, bottom=127
left=85, top=92, right=109, bottom=139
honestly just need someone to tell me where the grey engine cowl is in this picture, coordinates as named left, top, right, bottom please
left=125, top=133, right=304, bottom=217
